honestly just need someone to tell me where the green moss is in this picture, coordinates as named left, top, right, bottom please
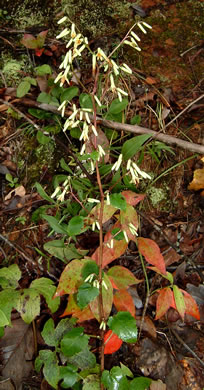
left=61, top=0, right=131, bottom=39
left=147, top=185, right=170, bottom=210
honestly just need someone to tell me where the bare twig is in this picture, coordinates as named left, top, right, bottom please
left=162, top=94, right=204, bottom=131
left=11, top=97, right=204, bottom=155
left=170, top=327, right=204, bottom=369
left=0, top=232, right=36, bottom=267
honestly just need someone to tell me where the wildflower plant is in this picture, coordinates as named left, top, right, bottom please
left=30, top=16, right=200, bottom=390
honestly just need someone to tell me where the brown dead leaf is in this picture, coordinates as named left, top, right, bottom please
left=150, top=380, right=166, bottom=390
left=136, top=316, right=157, bottom=338
left=145, top=76, right=157, bottom=85
left=5, top=185, right=26, bottom=201
left=188, top=168, right=204, bottom=191
left=165, top=38, right=175, bottom=46
left=0, top=318, right=34, bottom=390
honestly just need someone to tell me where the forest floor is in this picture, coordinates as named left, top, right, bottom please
left=0, top=0, right=204, bottom=389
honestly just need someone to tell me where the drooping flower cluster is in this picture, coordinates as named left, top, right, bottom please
left=53, top=16, right=152, bottom=205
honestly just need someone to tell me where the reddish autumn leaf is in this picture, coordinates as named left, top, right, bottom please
left=181, top=289, right=200, bottom=320
left=89, top=274, right=113, bottom=321
left=173, top=285, right=186, bottom=321
left=21, top=30, right=48, bottom=51
left=121, top=191, right=145, bottom=206
left=91, top=226, right=128, bottom=268
left=113, top=289, right=135, bottom=317
left=104, top=330, right=123, bottom=354
left=155, top=287, right=174, bottom=320
left=21, top=34, right=38, bottom=49
left=54, top=259, right=88, bottom=297
left=138, top=237, right=166, bottom=275
left=61, top=294, right=94, bottom=322
left=44, top=49, right=53, bottom=56
left=35, top=48, right=44, bottom=57
left=107, top=266, right=142, bottom=289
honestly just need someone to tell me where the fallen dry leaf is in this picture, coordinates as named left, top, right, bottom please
left=5, top=185, right=26, bottom=201
left=188, top=168, right=204, bottom=191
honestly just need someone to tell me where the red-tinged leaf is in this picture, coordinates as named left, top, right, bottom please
left=107, top=266, right=142, bottom=290
left=91, top=230, right=128, bottom=268
left=35, top=48, right=44, bottom=57
left=120, top=204, right=138, bottom=241
left=121, top=191, right=146, bottom=206
left=173, top=285, right=186, bottom=320
left=21, top=34, right=38, bottom=49
left=44, top=49, right=53, bottom=56
left=89, top=274, right=113, bottom=321
left=90, top=203, right=116, bottom=225
left=138, top=237, right=166, bottom=275
left=113, top=289, right=135, bottom=317
left=136, top=316, right=157, bottom=338
left=54, top=259, right=88, bottom=297
left=104, top=330, right=123, bottom=354
left=155, top=287, right=174, bottom=320
left=61, top=294, right=94, bottom=322
left=36, top=30, right=48, bottom=47
left=180, top=289, right=200, bottom=320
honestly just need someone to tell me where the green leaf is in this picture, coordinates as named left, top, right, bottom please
left=68, top=347, right=96, bottom=370
left=83, top=374, right=100, bottom=390
left=16, top=80, right=31, bottom=98
left=122, top=135, right=152, bottom=161
left=130, top=377, right=152, bottom=390
left=120, top=363, right=133, bottom=378
left=61, top=327, right=89, bottom=357
left=60, top=364, right=78, bottom=388
left=41, top=318, right=57, bottom=347
left=35, top=350, right=59, bottom=389
left=130, top=115, right=141, bottom=125
left=37, top=130, right=51, bottom=145
left=77, top=283, right=99, bottom=309
left=67, top=216, right=85, bottom=236
left=24, top=76, right=37, bottom=86
left=60, top=158, right=73, bottom=173
left=102, top=367, right=129, bottom=390
left=15, top=288, right=40, bottom=323
left=108, top=312, right=137, bottom=343
left=0, top=309, right=10, bottom=326
left=0, top=327, right=4, bottom=338
left=70, top=127, right=81, bottom=139
left=43, top=215, right=68, bottom=235
left=89, top=273, right=113, bottom=321
left=28, top=108, right=53, bottom=119
left=108, top=98, right=128, bottom=114
left=35, top=64, right=52, bottom=76
left=0, top=289, right=20, bottom=326
left=31, top=277, right=60, bottom=313
left=54, top=318, right=76, bottom=343
left=110, top=193, right=126, bottom=211
left=37, top=92, right=51, bottom=104
left=173, top=285, right=186, bottom=320
left=79, top=93, right=93, bottom=109
left=81, top=261, right=99, bottom=281
left=0, top=264, right=21, bottom=289
left=44, top=240, right=82, bottom=262
left=35, top=182, right=55, bottom=203
left=60, top=86, right=79, bottom=103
